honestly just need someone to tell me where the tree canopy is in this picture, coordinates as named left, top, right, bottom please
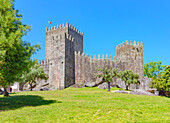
left=144, top=61, right=166, bottom=79
left=21, top=63, right=48, bottom=91
left=0, top=0, right=40, bottom=96
left=118, top=70, right=139, bottom=90
left=96, top=67, right=119, bottom=91
left=150, top=65, right=170, bottom=92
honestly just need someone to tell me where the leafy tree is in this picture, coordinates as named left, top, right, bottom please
left=150, top=78, right=167, bottom=92
left=0, top=61, right=4, bottom=85
left=118, top=70, right=139, bottom=90
left=150, top=65, right=170, bottom=92
left=21, top=63, right=48, bottom=91
left=144, top=61, right=166, bottom=79
left=96, top=67, right=119, bottom=91
left=0, top=0, right=40, bottom=96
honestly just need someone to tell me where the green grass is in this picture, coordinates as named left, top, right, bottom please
left=0, top=87, right=169, bottom=123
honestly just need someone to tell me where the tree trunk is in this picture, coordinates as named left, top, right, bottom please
left=126, top=85, right=128, bottom=90
left=108, top=82, right=110, bottom=92
left=30, top=83, right=32, bottom=91
left=4, top=88, right=9, bottom=97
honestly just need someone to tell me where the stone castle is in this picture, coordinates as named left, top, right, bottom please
left=36, top=22, right=150, bottom=90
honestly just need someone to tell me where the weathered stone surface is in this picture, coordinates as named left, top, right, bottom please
left=112, top=89, right=156, bottom=96
left=96, top=77, right=103, bottom=85
left=112, top=90, right=129, bottom=94
left=85, top=82, right=96, bottom=87
left=130, top=89, right=157, bottom=96
left=69, top=84, right=85, bottom=88
left=21, top=22, right=152, bottom=91
left=143, top=77, right=152, bottom=90
left=98, top=82, right=111, bottom=89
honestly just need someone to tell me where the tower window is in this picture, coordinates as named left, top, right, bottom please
left=136, top=48, right=139, bottom=52
left=56, top=35, right=58, bottom=39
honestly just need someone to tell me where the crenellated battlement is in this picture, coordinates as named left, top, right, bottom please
left=46, top=22, right=83, bottom=36
left=29, top=59, right=49, bottom=66
left=65, top=33, right=75, bottom=42
left=46, top=23, right=68, bottom=32
left=74, top=51, right=116, bottom=61
left=29, top=59, right=50, bottom=76
left=116, top=40, right=143, bottom=49
left=68, top=23, right=83, bottom=36
left=38, top=59, right=50, bottom=65
left=74, top=51, right=127, bottom=84
left=42, top=22, right=146, bottom=90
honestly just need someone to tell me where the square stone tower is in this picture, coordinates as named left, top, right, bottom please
left=116, top=40, right=144, bottom=82
left=45, top=22, right=83, bottom=90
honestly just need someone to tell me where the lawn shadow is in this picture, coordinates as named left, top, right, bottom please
left=0, top=95, right=60, bottom=111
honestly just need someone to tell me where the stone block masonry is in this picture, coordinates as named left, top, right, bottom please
left=34, top=22, right=150, bottom=90
left=75, top=52, right=126, bottom=84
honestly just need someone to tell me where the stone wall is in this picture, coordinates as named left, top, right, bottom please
left=45, top=24, right=67, bottom=90
left=68, top=25, right=83, bottom=54
left=116, top=41, right=144, bottom=82
left=44, top=23, right=83, bottom=89
left=30, top=22, right=151, bottom=91
left=75, top=52, right=127, bottom=84
left=65, top=34, right=75, bottom=87
left=39, top=60, right=49, bottom=75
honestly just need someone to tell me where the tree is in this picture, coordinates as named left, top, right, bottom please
left=149, top=78, right=167, bottom=92
left=0, top=0, right=40, bottom=96
left=112, top=68, right=119, bottom=85
left=144, top=61, right=166, bottom=79
left=150, top=65, right=170, bottom=92
left=0, top=61, right=4, bottom=87
left=118, top=70, right=139, bottom=90
left=96, top=67, right=119, bottom=91
left=21, top=63, right=48, bottom=91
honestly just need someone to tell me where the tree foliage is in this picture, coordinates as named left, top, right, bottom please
left=150, top=65, right=170, bottom=92
left=0, top=0, right=40, bottom=96
left=0, top=61, right=4, bottom=85
left=96, top=67, right=119, bottom=91
left=118, top=70, right=139, bottom=90
left=144, top=61, right=166, bottom=79
left=21, top=63, right=48, bottom=91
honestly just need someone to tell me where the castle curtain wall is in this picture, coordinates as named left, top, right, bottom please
left=75, top=52, right=125, bottom=84
left=35, top=22, right=147, bottom=90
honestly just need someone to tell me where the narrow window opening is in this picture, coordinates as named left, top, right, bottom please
left=136, top=48, right=139, bottom=52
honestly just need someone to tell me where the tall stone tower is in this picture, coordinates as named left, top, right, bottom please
left=45, top=22, right=83, bottom=89
left=116, top=40, right=144, bottom=81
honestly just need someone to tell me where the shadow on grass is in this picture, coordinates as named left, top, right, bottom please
left=0, top=95, right=60, bottom=111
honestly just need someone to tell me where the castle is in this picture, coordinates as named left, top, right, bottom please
left=37, top=22, right=150, bottom=90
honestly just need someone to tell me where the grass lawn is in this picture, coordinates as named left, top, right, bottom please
left=0, top=87, right=169, bottom=123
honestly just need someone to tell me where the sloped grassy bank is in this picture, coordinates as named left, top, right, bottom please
left=0, top=87, right=169, bottom=122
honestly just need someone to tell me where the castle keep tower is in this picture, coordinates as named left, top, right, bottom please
left=116, top=40, right=144, bottom=81
left=38, top=22, right=146, bottom=91
left=45, top=22, right=83, bottom=89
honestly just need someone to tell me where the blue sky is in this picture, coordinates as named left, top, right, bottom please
left=14, top=0, right=170, bottom=65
